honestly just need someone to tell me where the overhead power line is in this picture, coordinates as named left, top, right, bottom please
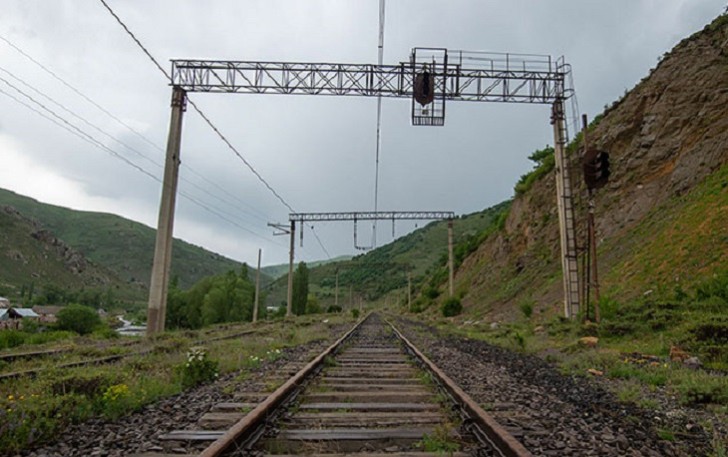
left=96, top=0, right=333, bottom=260
left=0, top=77, right=278, bottom=246
left=0, top=33, right=274, bottom=226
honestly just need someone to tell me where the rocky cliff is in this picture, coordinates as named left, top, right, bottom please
left=455, top=14, right=728, bottom=321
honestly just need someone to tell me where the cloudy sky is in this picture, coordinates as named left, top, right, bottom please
left=0, top=0, right=724, bottom=266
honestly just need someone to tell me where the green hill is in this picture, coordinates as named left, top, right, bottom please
left=262, top=255, right=353, bottom=279
left=264, top=202, right=510, bottom=308
left=0, top=188, right=268, bottom=303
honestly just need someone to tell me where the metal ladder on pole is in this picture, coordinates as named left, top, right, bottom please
left=552, top=98, right=581, bottom=318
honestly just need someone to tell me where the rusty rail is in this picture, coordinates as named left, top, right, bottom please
left=388, top=319, right=533, bottom=457
left=198, top=315, right=368, bottom=456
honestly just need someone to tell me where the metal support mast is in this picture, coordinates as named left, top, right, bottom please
left=447, top=219, right=454, bottom=297
left=287, top=220, right=296, bottom=317
left=147, top=86, right=186, bottom=336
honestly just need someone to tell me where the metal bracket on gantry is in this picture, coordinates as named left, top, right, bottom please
left=271, top=211, right=455, bottom=318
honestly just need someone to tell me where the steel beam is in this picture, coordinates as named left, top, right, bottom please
left=289, top=211, right=454, bottom=222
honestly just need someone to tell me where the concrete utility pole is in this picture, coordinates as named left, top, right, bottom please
left=334, top=269, right=339, bottom=308
left=147, top=86, right=186, bottom=336
left=287, top=220, right=296, bottom=317
left=552, top=99, right=580, bottom=318
left=447, top=219, right=454, bottom=296
left=407, top=272, right=412, bottom=310
left=253, top=248, right=261, bottom=323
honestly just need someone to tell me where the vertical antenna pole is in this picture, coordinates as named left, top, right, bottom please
left=147, top=86, right=186, bottom=336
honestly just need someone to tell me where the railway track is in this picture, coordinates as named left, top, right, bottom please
left=137, top=313, right=531, bottom=457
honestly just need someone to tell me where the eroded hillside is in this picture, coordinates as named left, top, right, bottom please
left=454, top=14, right=728, bottom=321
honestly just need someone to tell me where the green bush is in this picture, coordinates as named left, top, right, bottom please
left=326, top=305, right=343, bottom=313
left=519, top=300, right=534, bottom=318
left=178, top=347, right=219, bottom=388
left=441, top=297, right=462, bottom=317
left=56, top=304, right=102, bottom=335
left=0, top=330, right=27, bottom=349
left=351, top=308, right=360, bottom=319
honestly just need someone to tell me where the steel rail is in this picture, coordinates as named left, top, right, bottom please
left=388, top=319, right=533, bottom=457
left=198, top=315, right=368, bottom=456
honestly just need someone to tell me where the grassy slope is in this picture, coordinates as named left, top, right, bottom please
left=0, top=188, right=267, bottom=292
left=263, top=202, right=511, bottom=308
left=261, top=255, right=353, bottom=279
left=0, top=208, right=132, bottom=299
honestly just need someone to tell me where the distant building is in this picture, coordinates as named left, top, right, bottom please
left=0, top=307, right=39, bottom=330
left=32, top=305, right=63, bottom=323
left=0, top=297, right=10, bottom=309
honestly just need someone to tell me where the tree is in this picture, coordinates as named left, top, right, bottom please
left=292, top=262, right=309, bottom=315
left=56, top=304, right=102, bottom=335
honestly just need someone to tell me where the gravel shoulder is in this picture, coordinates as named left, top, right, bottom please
left=394, top=316, right=724, bottom=457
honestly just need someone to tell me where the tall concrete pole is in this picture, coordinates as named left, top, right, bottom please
left=334, top=269, right=339, bottom=308
left=407, top=272, right=412, bottom=310
left=447, top=219, right=454, bottom=297
left=253, top=248, right=261, bottom=323
left=552, top=98, right=580, bottom=318
left=286, top=220, right=296, bottom=317
left=147, top=86, right=186, bottom=336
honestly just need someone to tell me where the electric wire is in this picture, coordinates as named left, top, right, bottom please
left=0, top=65, right=272, bottom=231
left=96, top=0, right=333, bottom=260
left=0, top=33, right=273, bottom=225
left=0, top=77, right=279, bottom=246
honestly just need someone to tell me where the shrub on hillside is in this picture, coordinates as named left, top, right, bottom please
left=441, top=297, right=462, bottom=317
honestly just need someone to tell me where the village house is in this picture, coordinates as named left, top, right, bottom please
left=0, top=296, right=10, bottom=309
left=0, top=307, right=40, bottom=330
left=32, top=305, right=63, bottom=324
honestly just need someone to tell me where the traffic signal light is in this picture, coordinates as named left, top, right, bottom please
left=413, top=69, right=435, bottom=106
left=583, top=148, right=610, bottom=190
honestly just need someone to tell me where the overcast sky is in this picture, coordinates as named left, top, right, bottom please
left=0, top=0, right=724, bottom=266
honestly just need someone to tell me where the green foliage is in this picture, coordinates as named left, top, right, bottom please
left=351, top=308, right=360, bottom=319
left=166, top=268, right=255, bottom=329
left=292, top=262, right=310, bottom=316
left=441, top=297, right=463, bottom=317
left=56, top=303, right=102, bottom=335
left=178, top=347, right=219, bottom=388
left=514, top=146, right=555, bottom=195
left=326, top=305, right=343, bottom=313
left=417, top=425, right=459, bottom=453
left=519, top=299, right=534, bottom=318
left=0, top=331, right=27, bottom=350
left=305, top=293, right=321, bottom=314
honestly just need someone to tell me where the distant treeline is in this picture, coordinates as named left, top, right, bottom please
left=166, top=267, right=258, bottom=330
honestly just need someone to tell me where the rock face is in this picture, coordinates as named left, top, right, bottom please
left=2, top=205, right=115, bottom=286
left=456, top=15, right=728, bottom=320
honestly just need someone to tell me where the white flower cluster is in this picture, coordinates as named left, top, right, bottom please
left=187, top=347, right=207, bottom=363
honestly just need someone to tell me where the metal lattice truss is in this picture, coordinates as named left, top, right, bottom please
left=172, top=51, right=571, bottom=104
left=289, top=211, right=455, bottom=222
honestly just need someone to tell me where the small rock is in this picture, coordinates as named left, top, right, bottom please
left=683, top=356, right=702, bottom=369
left=490, top=322, right=499, bottom=330
left=587, top=368, right=604, bottom=376
left=579, top=336, right=599, bottom=348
